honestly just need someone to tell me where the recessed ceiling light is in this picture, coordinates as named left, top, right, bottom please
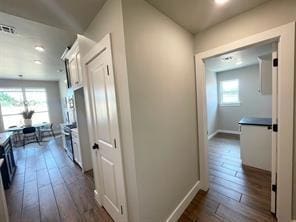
left=34, top=60, right=42, bottom=65
left=236, top=61, right=243, bottom=65
left=215, top=0, right=229, bottom=5
left=35, top=45, right=45, bottom=52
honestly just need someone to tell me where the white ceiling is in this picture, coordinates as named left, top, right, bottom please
left=146, top=0, right=271, bottom=34
left=205, top=43, right=273, bottom=73
left=0, top=0, right=273, bottom=81
left=0, top=0, right=106, bottom=32
left=0, top=12, right=76, bottom=81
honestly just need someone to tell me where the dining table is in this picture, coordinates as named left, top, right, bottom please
left=6, top=123, right=49, bottom=145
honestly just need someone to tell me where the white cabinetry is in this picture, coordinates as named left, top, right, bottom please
left=62, top=34, right=94, bottom=173
left=258, top=54, right=272, bottom=95
left=240, top=125, right=272, bottom=171
left=71, top=129, right=82, bottom=167
left=68, top=48, right=83, bottom=89
left=64, top=35, right=95, bottom=91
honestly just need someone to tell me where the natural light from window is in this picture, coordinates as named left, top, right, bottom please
left=220, top=79, right=240, bottom=105
left=0, top=88, right=50, bottom=129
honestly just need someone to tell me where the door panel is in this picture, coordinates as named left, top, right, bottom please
left=91, top=64, right=112, bottom=145
left=87, top=46, right=126, bottom=221
left=101, top=156, right=118, bottom=206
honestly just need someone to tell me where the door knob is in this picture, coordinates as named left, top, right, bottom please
left=92, top=143, right=99, bottom=150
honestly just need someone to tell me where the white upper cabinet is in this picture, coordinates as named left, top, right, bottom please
left=258, top=54, right=272, bottom=95
left=68, top=48, right=82, bottom=89
left=64, top=35, right=95, bottom=91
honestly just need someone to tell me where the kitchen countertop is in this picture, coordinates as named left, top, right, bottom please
left=0, top=132, right=12, bottom=146
left=239, top=117, right=272, bottom=127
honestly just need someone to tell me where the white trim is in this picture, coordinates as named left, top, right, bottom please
left=208, top=131, right=218, bottom=140
left=166, top=181, right=201, bottom=222
left=94, top=190, right=102, bottom=206
left=219, top=103, right=241, bottom=107
left=195, top=22, right=295, bottom=222
left=208, top=130, right=240, bottom=140
left=217, top=130, right=241, bottom=135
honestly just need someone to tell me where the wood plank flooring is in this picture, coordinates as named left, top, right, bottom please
left=5, top=136, right=113, bottom=222
left=179, top=133, right=276, bottom=222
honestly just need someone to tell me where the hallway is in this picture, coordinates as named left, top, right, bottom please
left=179, top=133, right=276, bottom=222
left=5, top=137, right=113, bottom=222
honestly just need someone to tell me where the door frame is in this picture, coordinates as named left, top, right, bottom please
left=195, top=22, right=295, bottom=222
left=82, top=33, right=128, bottom=221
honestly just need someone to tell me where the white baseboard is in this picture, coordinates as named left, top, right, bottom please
left=217, top=129, right=241, bottom=135
left=208, top=131, right=218, bottom=140
left=166, top=181, right=200, bottom=222
left=208, top=129, right=240, bottom=140
left=94, top=190, right=102, bottom=206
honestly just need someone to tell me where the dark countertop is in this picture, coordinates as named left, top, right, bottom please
left=0, top=132, right=12, bottom=146
left=239, top=117, right=272, bottom=127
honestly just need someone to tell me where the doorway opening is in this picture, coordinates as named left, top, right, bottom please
left=203, top=42, right=276, bottom=220
left=194, top=23, right=295, bottom=222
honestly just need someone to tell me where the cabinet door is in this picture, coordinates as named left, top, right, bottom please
left=69, top=56, right=79, bottom=88
left=4, top=142, right=15, bottom=181
left=72, top=139, right=78, bottom=160
left=73, top=139, right=82, bottom=167
left=76, top=52, right=83, bottom=85
left=258, top=55, right=272, bottom=95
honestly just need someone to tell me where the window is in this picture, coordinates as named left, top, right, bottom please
left=25, top=88, right=50, bottom=125
left=0, top=87, right=50, bottom=129
left=0, top=88, right=24, bottom=128
left=220, top=79, right=240, bottom=105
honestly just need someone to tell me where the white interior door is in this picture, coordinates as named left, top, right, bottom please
left=271, top=43, right=278, bottom=214
left=86, top=45, right=127, bottom=222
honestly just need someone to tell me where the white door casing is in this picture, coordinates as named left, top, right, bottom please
left=83, top=34, right=128, bottom=222
left=195, top=22, right=295, bottom=222
left=271, top=43, right=278, bottom=214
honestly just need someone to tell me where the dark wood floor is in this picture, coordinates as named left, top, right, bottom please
left=5, top=136, right=113, bottom=222
left=179, top=133, right=276, bottom=222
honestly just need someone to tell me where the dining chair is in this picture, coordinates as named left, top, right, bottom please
left=22, top=127, right=40, bottom=148
left=39, top=123, right=55, bottom=141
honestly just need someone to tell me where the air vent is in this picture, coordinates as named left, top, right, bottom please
left=221, top=55, right=233, bottom=62
left=0, top=24, right=16, bottom=34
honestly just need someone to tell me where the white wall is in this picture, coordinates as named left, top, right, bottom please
left=84, top=0, right=140, bottom=221
left=206, top=69, right=219, bottom=136
left=0, top=79, right=63, bottom=132
left=217, top=65, right=272, bottom=132
left=122, top=0, right=198, bottom=221
left=84, top=0, right=296, bottom=220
